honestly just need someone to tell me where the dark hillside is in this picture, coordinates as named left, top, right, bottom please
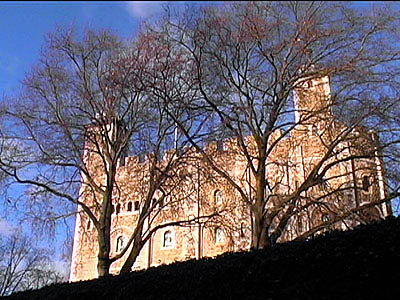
left=3, top=217, right=400, bottom=300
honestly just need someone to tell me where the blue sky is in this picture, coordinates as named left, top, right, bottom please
left=0, top=1, right=386, bottom=98
left=0, top=1, right=224, bottom=96
left=0, top=1, right=168, bottom=96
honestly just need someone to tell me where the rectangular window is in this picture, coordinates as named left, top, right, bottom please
left=134, top=201, right=140, bottom=211
left=217, top=141, right=225, bottom=151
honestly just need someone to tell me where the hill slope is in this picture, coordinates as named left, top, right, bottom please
left=3, top=217, right=400, bottom=300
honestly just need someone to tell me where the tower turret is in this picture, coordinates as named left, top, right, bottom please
left=293, top=75, right=334, bottom=136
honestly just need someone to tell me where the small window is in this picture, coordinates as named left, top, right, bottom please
left=138, top=153, right=145, bottom=163
left=86, top=220, right=92, bottom=231
left=116, top=236, right=125, bottom=253
left=127, top=201, right=132, bottom=212
left=111, top=204, right=115, bottom=214
left=217, top=141, right=225, bottom=151
left=163, top=230, right=174, bottom=248
left=116, top=203, right=121, bottom=214
left=134, top=201, right=140, bottom=211
left=214, top=190, right=224, bottom=206
left=362, top=176, right=371, bottom=192
left=215, top=227, right=225, bottom=244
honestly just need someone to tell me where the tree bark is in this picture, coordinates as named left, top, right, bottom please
left=250, top=151, right=269, bottom=249
left=97, top=256, right=112, bottom=277
left=119, top=240, right=144, bottom=274
left=96, top=151, right=117, bottom=277
left=251, top=208, right=269, bottom=249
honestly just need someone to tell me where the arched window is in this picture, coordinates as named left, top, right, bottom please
left=116, top=203, right=121, bottom=214
left=116, top=236, right=125, bottom=253
left=134, top=201, right=140, bottom=212
left=163, top=230, right=174, bottom=248
left=127, top=201, right=132, bottom=212
left=214, top=190, right=224, bottom=206
left=362, top=175, right=371, bottom=192
left=215, top=227, right=225, bottom=244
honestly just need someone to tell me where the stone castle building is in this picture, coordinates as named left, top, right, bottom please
left=70, top=76, right=392, bottom=281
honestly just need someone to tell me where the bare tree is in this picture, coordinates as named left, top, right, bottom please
left=0, top=23, right=226, bottom=277
left=154, top=1, right=400, bottom=249
left=0, top=230, right=63, bottom=296
left=0, top=27, right=217, bottom=278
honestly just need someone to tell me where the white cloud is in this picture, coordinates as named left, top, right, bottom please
left=124, top=1, right=165, bottom=19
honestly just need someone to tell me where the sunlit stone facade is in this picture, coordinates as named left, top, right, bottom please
left=70, top=77, right=392, bottom=281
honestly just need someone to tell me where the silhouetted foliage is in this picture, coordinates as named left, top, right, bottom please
left=2, top=216, right=399, bottom=300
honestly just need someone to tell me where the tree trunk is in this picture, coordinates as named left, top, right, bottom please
left=250, top=152, right=269, bottom=249
left=119, top=241, right=144, bottom=274
left=97, top=218, right=112, bottom=277
left=97, top=256, right=111, bottom=277
left=96, top=172, right=115, bottom=277
left=251, top=206, right=269, bottom=249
